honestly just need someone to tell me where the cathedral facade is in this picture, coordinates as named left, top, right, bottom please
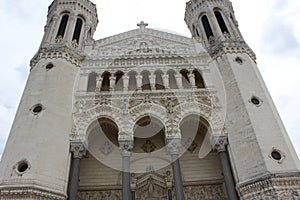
left=0, top=0, right=300, bottom=199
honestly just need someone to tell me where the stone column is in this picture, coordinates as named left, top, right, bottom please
left=175, top=73, right=183, bottom=89
left=110, top=75, right=116, bottom=91
left=213, top=136, right=238, bottom=200
left=149, top=74, right=156, bottom=90
left=68, top=142, right=86, bottom=200
left=165, top=170, right=173, bottom=200
left=166, top=138, right=185, bottom=200
left=66, top=15, right=76, bottom=43
left=119, top=140, right=133, bottom=200
left=136, top=75, right=142, bottom=90
left=162, top=73, right=169, bottom=89
left=123, top=74, right=129, bottom=92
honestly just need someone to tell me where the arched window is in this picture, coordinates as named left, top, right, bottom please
left=57, top=14, right=69, bottom=38
left=201, top=15, right=214, bottom=40
left=141, top=71, right=151, bottom=91
left=167, top=70, right=178, bottom=89
left=180, top=69, right=191, bottom=88
left=87, top=72, right=97, bottom=92
left=154, top=70, right=165, bottom=90
left=193, top=69, right=205, bottom=88
left=115, top=71, right=124, bottom=91
left=214, top=11, right=229, bottom=34
left=72, top=18, right=83, bottom=43
left=128, top=71, right=137, bottom=91
left=101, top=72, right=111, bottom=92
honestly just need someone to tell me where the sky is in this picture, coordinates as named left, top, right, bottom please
left=0, top=0, right=299, bottom=159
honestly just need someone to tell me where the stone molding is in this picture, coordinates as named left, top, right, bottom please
left=237, top=173, right=300, bottom=200
left=30, top=46, right=85, bottom=69
left=0, top=186, right=66, bottom=200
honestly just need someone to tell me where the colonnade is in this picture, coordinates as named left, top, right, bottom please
left=87, top=68, right=206, bottom=92
left=68, top=136, right=238, bottom=200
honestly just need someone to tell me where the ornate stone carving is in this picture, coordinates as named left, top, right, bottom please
left=99, top=141, right=114, bottom=156
left=166, top=137, right=181, bottom=155
left=141, top=140, right=157, bottom=153
left=70, top=142, right=86, bottom=159
left=0, top=186, right=66, bottom=200
left=211, top=135, right=228, bottom=153
left=78, top=190, right=122, bottom=200
left=183, top=184, right=226, bottom=200
left=237, top=173, right=300, bottom=200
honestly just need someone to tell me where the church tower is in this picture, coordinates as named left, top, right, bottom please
left=1, top=0, right=300, bottom=199
left=0, top=0, right=97, bottom=199
left=185, top=0, right=300, bottom=199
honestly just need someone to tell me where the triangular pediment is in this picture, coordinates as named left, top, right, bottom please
left=86, top=28, right=203, bottom=58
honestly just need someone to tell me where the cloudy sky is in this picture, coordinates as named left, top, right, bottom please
left=0, top=0, right=299, bottom=159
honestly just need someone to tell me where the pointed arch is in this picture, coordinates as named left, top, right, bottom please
left=201, top=15, right=214, bottom=40
left=141, top=70, right=151, bottom=91
left=101, top=71, right=111, bottom=92
left=128, top=71, right=137, bottom=91
left=57, top=14, right=69, bottom=38
left=115, top=71, right=124, bottom=91
left=193, top=69, right=205, bottom=88
left=154, top=70, right=165, bottom=90
left=214, top=11, right=229, bottom=34
left=87, top=72, right=97, bottom=92
left=167, top=69, right=178, bottom=89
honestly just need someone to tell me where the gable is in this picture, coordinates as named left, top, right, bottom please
left=85, top=28, right=205, bottom=58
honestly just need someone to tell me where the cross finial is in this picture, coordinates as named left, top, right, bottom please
left=137, top=21, right=148, bottom=30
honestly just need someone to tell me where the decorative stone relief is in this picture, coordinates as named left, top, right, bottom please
left=78, top=190, right=121, bottom=200
left=141, top=140, right=157, bottom=153
left=183, top=184, right=226, bottom=200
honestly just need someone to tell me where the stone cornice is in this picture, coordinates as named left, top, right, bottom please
left=30, top=45, right=85, bottom=69
left=0, top=185, right=66, bottom=200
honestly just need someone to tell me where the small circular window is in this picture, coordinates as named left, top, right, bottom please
left=31, top=104, right=44, bottom=115
left=269, top=148, right=285, bottom=163
left=271, top=151, right=282, bottom=160
left=45, top=63, right=54, bottom=71
left=250, top=96, right=262, bottom=106
left=15, top=160, right=30, bottom=175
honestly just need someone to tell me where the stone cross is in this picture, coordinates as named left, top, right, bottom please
left=137, top=21, right=148, bottom=30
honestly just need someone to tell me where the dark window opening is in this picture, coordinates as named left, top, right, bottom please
left=87, top=72, right=97, bottom=92
left=128, top=71, right=137, bottom=91
left=180, top=69, right=191, bottom=88
left=72, top=18, right=83, bottom=43
left=214, top=11, right=229, bottom=34
left=101, top=72, right=111, bottom=92
left=201, top=15, right=214, bottom=40
left=57, top=15, right=69, bottom=38
left=115, top=71, right=124, bottom=91
left=168, top=70, right=178, bottom=89
left=154, top=70, right=165, bottom=90
left=193, top=70, right=205, bottom=88
left=141, top=71, right=151, bottom=91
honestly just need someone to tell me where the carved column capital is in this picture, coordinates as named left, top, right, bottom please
left=211, top=135, right=228, bottom=153
left=166, top=137, right=181, bottom=155
left=70, top=142, right=86, bottom=159
left=119, top=139, right=134, bottom=157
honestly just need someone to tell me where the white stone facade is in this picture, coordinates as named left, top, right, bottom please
left=0, top=0, right=299, bottom=199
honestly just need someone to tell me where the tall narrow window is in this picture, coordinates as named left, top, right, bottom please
left=193, top=69, right=205, bottom=88
left=87, top=72, right=97, bottom=92
left=167, top=70, right=178, bottom=89
left=115, top=71, right=124, bottom=91
left=72, top=18, right=83, bottom=43
left=101, top=72, right=111, bottom=92
left=128, top=71, right=137, bottom=91
left=154, top=70, right=165, bottom=90
left=57, top=15, right=69, bottom=38
left=201, top=15, right=214, bottom=39
left=214, top=11, right=229, bottom=34
left=180, top=69, right=191, bottom=88
left=141, top=71, right=151, bottom=91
